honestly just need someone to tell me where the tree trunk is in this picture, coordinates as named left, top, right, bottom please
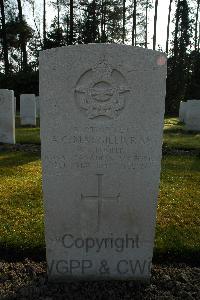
left=57, top=0, right=60, bottom=31
left=166, top=0, right=173, bottom=55
left=66, top=15, right=69, bottom=45
left=174, top=0, right=180, bottom=59
left=0, top=0, right=9, bottom=75
left=194, top=0, right=200, bottom=51
left=122, top=0, right=126, bottom=44
left=69, top=0, right=73, bottom=44
left=145, top=2, right=148, bottom=48
left=132, top=0, right=137, bottom=46
left=101, top=0, right=103, bottom=36
left=153, top=0, right=158, bottom=50
left=43, top=0, right=47, bottom=48
left=198, top=22, right=200, bottom=51
left=17, top=0, right=28, bottom=71
left=100, top=0, right=106, bottom=42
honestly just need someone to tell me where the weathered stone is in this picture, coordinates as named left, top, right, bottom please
left=36, top=96, right=40, bottom=117
left=179, top=101, right=187, bottom=122
left=14, top=97, right=16, bottom=115
left=0, top=89, right=15, bottom=144
left=185, top=100, right=200, bottom=131
left=20, top=94, right=36, bottom=126
left=40, top=44, right=167, bottom=281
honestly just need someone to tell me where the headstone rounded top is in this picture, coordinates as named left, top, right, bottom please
left=40, top=44, right=167, bottom=67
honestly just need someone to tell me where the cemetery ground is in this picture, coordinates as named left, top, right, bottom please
left=0, top=117, right=200, bottom=299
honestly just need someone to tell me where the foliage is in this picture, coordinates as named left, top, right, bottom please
left=165, top=0, right=199, bottom=115
left=0, top=70, right=39, bottom=98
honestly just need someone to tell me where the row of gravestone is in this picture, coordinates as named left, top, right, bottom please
left=13, top=94, right=40, bottom=117
left=0, top=90, right=40, bottom=144
left=179, top=100, right=200, bottom=131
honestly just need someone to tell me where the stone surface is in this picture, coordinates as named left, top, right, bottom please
left=36, top=96, right=40, bottom=117
left=0, top=89, right=15, bottom=144
left=179, top=101, right=187, bottom=122
left=40, top=44, right=167, bottom=281
left=20, top=94, right=36, bottom=126
left=185, top=100, right=200, bottom=131
left=14, top=97, right=16, bottom=115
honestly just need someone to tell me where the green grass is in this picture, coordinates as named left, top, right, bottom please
left=0, top=151, right=44, bottom=252
left=156, top=154, right=200, bottom=259
left=0, top=151, right=199, bottom=260
left=164, top=117, right=200, bottom=150
left=15, top=116, right=40, bottom=145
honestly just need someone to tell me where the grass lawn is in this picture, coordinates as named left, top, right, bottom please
left=0, top=151, right=199, bottom=261
left=156, top=154, right=200, bottom=261
left=15, top=116, right=200, bottom=150
left=15, top=116, right=40, bottom=145
left=164, top=117, right=200, bottom=150
left=0, top=151, right=44, bottom=257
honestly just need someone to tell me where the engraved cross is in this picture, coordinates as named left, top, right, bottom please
left=81, top=174, right=120, bottom=231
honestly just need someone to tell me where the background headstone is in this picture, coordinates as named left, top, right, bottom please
left=14, top=97, right=16, bottom=115
left=40, top=44, right=167, bottom=281
left=0, top=89, right=15, bottom=144
left=20, top=94, right=36, bottom=126
left=35, top=96, right=40, bottom=117
left=185, top=100, right=200, bottom=131
left=179, top=101, right=187, bottom=122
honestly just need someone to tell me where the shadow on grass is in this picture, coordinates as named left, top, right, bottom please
left=0, top=151, right=40, bottom=170
left=0, top=245, right=46, bottom=262
left=154, top=224, right=200, bottom=266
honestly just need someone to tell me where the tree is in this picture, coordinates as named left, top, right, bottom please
left=69, top=0, right=73, bottom=44
left=129, top=0, right=152, bottom=47
left=194, top=0, right=200, bottom=51
left=106, top=0, right=123, bottom=42
left=145, top=1, right=148, bottom=48
left=80, top=0, right=100, bottom=43
left=43, top=0, right=47, bottom=48
left=45, top=18, right=64, bottom=48
left=198, top=22, right=200, bottom=50
left=143, top=0, right=152, bottom=48
left=166, top=0, right=192, bottom=114
left=17, top=0, right=28, bottom=71
left=166, top=0, right=173, bottom=55
left=0, top=0, right=9, bottom=75
left=132, top=0, right=137, bottom=46
left=122, top=0, right=126, bottom=43
left=153, top=0, right=158, bottom=50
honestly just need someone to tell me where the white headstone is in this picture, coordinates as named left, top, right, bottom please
left=20, top=94, right=36, bottom=126
left=185, top=100, right=200, bottom=131
left=0, top=89, right=15, bottom=144
left=179, top=101, right=187, bottom=122
left=14, top=97, right=16, bottom=115
left=35, top=96, right=40, bottom=117
left=40, top=44, right=167, bottom=281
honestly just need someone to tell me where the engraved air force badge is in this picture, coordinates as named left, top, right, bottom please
left=75, top=58, right=130, bottom=119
